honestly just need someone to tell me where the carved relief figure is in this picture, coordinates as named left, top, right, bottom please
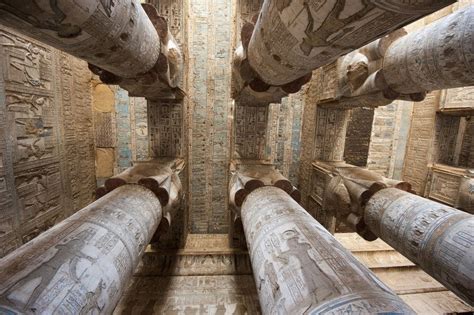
left=0, top=237, right=96, bottom=310
left=275, top=229, right=336, bottom=308
left=79, top=280, right=106, bottom=315
left=0, top=0, right=82, bottom=38
left=7, top=95, right=47, bottom=117
left=7, top=93, right=53, bottom=162
left=300, top=0, right=374, bottom=56
left=260, top=260, right=281, bottom=299
left=10, top=43, right=43, bottom=87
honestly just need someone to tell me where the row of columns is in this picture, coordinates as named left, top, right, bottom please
left=232, top=1, right=473, bottom=104
left=321, top=6, right=474, bottom=108
left=230, top=0, right=455, bottom=103
left=246, top=0, right=454, bottom=86
left=0, top=164, right=471, bottom=313
left=231, top=165, right=474, bottom=313
left=0, top=0, right=183, bottom=100
left=229, top=166, right=415, bottom=313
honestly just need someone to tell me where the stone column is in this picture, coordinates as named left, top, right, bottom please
left=382, top=6, right=474, bottom=94
left=241, top=186, right=415, bottom=314
left=0, top=185, right=162, bottom=314
left=0, top=0, right=160, bottom=78
left=365, top=188, right=474, bottom=305
left=247, top=0, right=454, bottom=86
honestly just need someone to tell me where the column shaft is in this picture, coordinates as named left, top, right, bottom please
left=0, top=0, right=160, bottom=78
left=0, top=185, right=162, bottom=314
left=383, top=6, right=474, bottom=94
left=365, top=188, right=474, bottom=305
left=241, top=186, right=414, bottom=314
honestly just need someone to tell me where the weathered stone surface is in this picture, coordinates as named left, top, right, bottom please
left=336, top=232, right=473, bottom=314
left=314, top=107, right=350, bottom=161
left=229, top=164, right=301, bottom=214
left=367, top=103, right=399, bottom=177
left=383, top=6, right=474, bottom=94
left=313, top=163, right=411, bottom=235
left=101, top=160, right=183, bottom=246
left=423, top=164, right=474, bottom=214
left=92, top=82, right=115, bottom=113
left=94, top=111, right=115, bottom=148
left=149, top=100, right=183, bottom=158
left=241, top=186, right=415, bottom=314
left=187, top=0, right=234, bottom=233
left=0, top=185, right=162, bottom=314
left=0, top=27, right=96, bottom=257
left=0, top=1, right=185, bottom=100
left=458, top=176, right=474, bottom=215
left=298, top=70, right=322, bottom=213
left=0, top=0, right=160, bottom=78
left=402, top=91, right=440, bottom=194
left=96, top=148, right=115, bottom=178
left=365, top=188, right=474, bottom=305
left=344, top=107, right=374, bottom=166
left=247, top=0, right=453, bottom=86
left=114, top=275, right=261, bottom=314
left=440, top=86, right=474, bottom=115
left=114, top=233, right=260, bottom=313
left=234, top=105, right=268, bottom=159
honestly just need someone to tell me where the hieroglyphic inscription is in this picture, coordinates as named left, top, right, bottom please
left=0, top=27, right=95, bottom=257
left=152, top=0, right=185, bottom=51
left=247, top=0, right=453, bottom=85
left=57, top=52, right=95, bottom=213
left=114, top=275, right=261, bottom=314
left=137, top=252, right=252, bottom=276
left=94, top=112, right=115, bottom=148
left=272, top=92, right=304, bottom=184
left=148, top=101, right=182, bottom=158
left=440, top=86, right=474, bottom=113
left=366, top=188, right=474, bottom=304
left=130, top=97, right=149, bottom=161
left=344, top=107, right=374, bottom=167
left=115, top=87, right=132, bottom=172
left=0, top=28, right=61, bottom=256
left=234, top=105, right=268, bottom=159
left=314, top=107, right=350, bottom=162
left=187, top=0, right=234, bottom=233
left=402, top=91, right=440, bottom=194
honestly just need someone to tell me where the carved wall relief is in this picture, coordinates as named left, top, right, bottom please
left=0, top=27, right=95, bottom=257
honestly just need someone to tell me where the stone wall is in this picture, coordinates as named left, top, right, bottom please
left=400, top=93, right=440, bottom=194
left=273, top=93, right=305, bottom=185
left=298, top=69, right=323, bottom=212
left=366, top=103, right=412, bottom=178
left=344, top=108, right=374, bottom=167
left=114, top=275, right=260, bottom=313
left=0, top=27, right=96, bottom=257
left=115, top=234, right=260, bottom=313
left=93, top=84, right=149, bottom=184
